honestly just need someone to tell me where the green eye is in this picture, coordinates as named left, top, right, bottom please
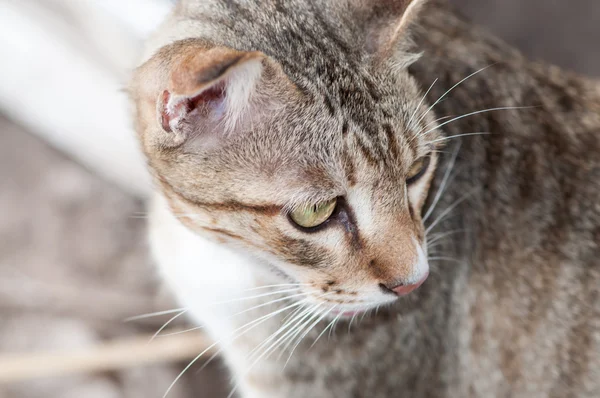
left=289, top=198, right=337, bottom=229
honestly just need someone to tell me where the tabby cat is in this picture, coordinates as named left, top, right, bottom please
left=129, top=0, right=600, bottom=396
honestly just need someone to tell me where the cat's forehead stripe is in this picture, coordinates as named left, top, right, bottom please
left=160, top=178, right=281, bottom=216
left=183, top=196, right=281, bottom=216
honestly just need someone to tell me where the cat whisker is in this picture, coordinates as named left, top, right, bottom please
left=225, top=304, right=326, bottom=398
left=273, top=292, right=338, bottom=361
left=427, top=242, right=450, bottom=253
left=242, top=282, right=312, bottom=292
left=417, top=114, right=455, bottom=135
left=205, top=297, right=327, bottom=377
left=250, top=304, right=317, bottom=363
left=407, top=78, right=438, bottom=130
left=125, top=307, right=188, bottom=322
left=128, top=211, right=152, bottom=219
left=359, top=307, right=371, bottom=323
left=411, top=64, right=495, bottom=137
left=159, top=326, right=203, bottom=337
left=426, top=132, right=491, bottom=145
left=418, top=106, right=534, bottom=139
left=195, top=347, right=223, bottom=375
left=200, top=287, right=302, bottom=308
left=348, top=312, right=359, bottom=333
left=200, top=301, right=314, bottom=376
left=422, top=142, right=461, bottom=223
left=311, top=307, right=342, bottom=349
left=426, top=234, right=466, bottom=256
left=328, top=317, right=338, bottom=340
left=159, top=291, right=316, bottom=338
left=152, top=289, right=303, bottom=340
left=425, top=188, right=478, bottom=235
left=230, top=291, right=315, bottom=316
left=162, top=298, right=308, bottom=398
left=149, top=309, right=188, bottom=343
left=273, top=309, right=324, bottom=367
left=426, top=229, right=466, bottom=246
left=430, top=149, right=455, bottom=155
left=196, top=292, right=331, bottom=388
left=281, top=301, right=309, bottom=324
left=273, top=307, right=320, bottom=364
left=428, top=256, right=465, bottom=264
left=283, top=305, right=335, bottom=369
left=245, top=296, right=329, bottom=360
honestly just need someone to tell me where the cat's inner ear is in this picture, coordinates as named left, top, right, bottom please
left=160, top=44, right=266, bottom=146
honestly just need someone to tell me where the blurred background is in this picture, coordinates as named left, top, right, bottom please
left=0, top=1, right=598, bottom=397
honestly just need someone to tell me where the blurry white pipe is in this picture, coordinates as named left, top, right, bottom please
left=92, top=0, right=173, bottom=38
left=0, top=0, right=173, bottom=198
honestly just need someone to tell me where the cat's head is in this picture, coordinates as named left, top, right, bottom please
left=131, top=0, right=442, bottom=316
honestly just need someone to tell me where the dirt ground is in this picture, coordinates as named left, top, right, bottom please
left=0, top=2, right=598, bottom=397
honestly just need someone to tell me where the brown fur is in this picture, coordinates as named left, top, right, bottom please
left=130, top=0, right=600, bottom=396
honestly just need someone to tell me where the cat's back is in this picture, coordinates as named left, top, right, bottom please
left=409, top=3, right=600, bottom=396
left=412, top=0, right=600, bottom=237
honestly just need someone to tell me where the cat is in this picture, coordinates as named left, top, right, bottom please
left=129, top=0, right=600, bottom=397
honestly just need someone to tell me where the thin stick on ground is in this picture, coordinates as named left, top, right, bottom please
left=0, top=331, right=215, bottom=384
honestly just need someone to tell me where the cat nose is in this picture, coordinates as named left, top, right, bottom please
left=380, top=272, right=429, bottom=296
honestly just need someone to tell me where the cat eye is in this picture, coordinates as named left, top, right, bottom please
left=406, top=155, right=431, bottom=185
left=289, top=198, right=337, bottom=230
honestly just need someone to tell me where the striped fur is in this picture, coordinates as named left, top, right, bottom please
left=130, top=1, right=600, bottom=397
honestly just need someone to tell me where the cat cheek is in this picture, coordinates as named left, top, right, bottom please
left=408, top=186, right=427, bottom=213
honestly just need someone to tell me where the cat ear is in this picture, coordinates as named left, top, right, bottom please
left=358, top=0, right=427, bottom=61
left=132, top=40, right=279, bottom=150
left=161, top=45, right=265, bottom=137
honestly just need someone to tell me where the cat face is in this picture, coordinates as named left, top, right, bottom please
left=131, top=0, right=440, bottom=316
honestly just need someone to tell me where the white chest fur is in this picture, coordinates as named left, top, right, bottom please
left=149, top=195, right=297, bottom=397
left=148, top=194, right=260, bottom=340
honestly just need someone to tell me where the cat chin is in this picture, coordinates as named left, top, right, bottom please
left=329, top=306, right=375, bottom=319
left=325, top=300, right=396, bottom=320
left=331, top=309, right=365, bottom=318
left=301, top=293, right=398, bottom=320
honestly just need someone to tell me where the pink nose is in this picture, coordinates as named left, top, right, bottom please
left=390, top=272, right=429, bottom=296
